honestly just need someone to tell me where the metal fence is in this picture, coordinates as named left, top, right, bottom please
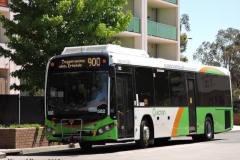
left=0, top=95, right=44, bottom=125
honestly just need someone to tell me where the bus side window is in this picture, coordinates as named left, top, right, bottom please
left=154, top=70, right=171, bottom=106
left=197, top=74, right=231, bottom=107
left=135, top=67, right=154, bottom=107
left=169, top=71, right=187, bottom=106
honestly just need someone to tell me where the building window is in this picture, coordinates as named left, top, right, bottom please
left=0, top=68, right=9, bottom=94
left=0, top=0, right=8, bottom=7
left=0, top=78, right=6, bottom=94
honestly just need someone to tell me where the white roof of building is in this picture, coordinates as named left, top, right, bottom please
left=61, top=44, right=230, bottom=76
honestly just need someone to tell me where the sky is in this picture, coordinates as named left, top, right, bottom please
left=180, top=0, right=240, bottom=63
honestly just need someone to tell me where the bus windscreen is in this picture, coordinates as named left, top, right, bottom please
left=46, top=55, right=109, bottom=121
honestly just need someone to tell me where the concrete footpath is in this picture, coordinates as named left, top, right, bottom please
left=231, top=125, right=240, bottom=131
left=0, top=125, right=240, bottom=158
left=0, top=144, right=78, bottom=159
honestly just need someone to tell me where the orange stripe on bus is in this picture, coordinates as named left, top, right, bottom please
left=171, top=107, right=184, bottom=137
left=199, top=67, right=224, bottom=74
left=200, top=67, right=211, bottom=73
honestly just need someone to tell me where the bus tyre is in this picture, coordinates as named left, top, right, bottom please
left=204, top=117, right=214, bottom=141
left=137, top=120, right=153, bottom=148
left=80, top=142, right=92, bottom=151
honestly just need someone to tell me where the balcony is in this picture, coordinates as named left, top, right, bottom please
left=148, top=20, right=177, bottom=40
left=0, top=0, right=8, bottom=7
left=127, top=17, right=141, bottom=33
left=163, top=0, right=177, bottom=4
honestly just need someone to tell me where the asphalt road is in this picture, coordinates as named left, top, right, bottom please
left=4, top=130, right=240, bottom=160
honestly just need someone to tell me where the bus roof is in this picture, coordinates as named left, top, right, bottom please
left=61, top=44, right=230, bottom=76
left=62, top=44, right=149, bottom=58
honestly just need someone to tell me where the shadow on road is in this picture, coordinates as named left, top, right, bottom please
left=21, top=138, right=223, bottom=157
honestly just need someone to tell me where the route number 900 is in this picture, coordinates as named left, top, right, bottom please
left=88, top=58, right=101, bottom=67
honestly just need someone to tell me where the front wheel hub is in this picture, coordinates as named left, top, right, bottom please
left=206, top=121, right=212, bottom=138
left=143, top=126, right=150, bottom=141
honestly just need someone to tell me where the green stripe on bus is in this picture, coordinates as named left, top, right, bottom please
left=45, top=116, right=118, bottom=142
left=196, top=107, right=233, bottom=134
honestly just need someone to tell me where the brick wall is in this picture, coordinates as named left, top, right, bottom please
left=0, top=127, right=48, bottom=149
left=0, top=128, right=15, bottom=148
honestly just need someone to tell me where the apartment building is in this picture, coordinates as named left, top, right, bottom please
left=118, top=0, right=180, bottom=60
left=0, top=0, right=19, bottom=94
left=0, top=0, right=179, bottom=94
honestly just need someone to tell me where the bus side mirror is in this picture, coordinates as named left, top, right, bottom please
left=109, top=66, right=116, bottom=78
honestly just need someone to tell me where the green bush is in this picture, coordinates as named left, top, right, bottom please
left=0, top=124, right=41, bottom=129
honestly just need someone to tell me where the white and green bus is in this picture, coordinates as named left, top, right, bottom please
left=45, top=45, right=233, bottom=149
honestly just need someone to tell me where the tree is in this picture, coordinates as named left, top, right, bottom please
left=180, top=14, right=190, bottom=53
left=0, top=0, right=131, bottom=95
left=180, top=54, right=188, bottom=62
left=180, top=14, right=191, bottom=62
left=193, top=28, right=240, bottom=100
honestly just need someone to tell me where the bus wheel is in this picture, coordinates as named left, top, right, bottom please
left=137, top=120, right=152, bottom=148
left=204, top=117, right=214, bottom=141
left=80, top=142, right=92, bottom=151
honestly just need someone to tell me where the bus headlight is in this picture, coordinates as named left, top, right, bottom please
left=98, top=128, right=104, bottom=134
left=97, top=123, right=115, bottom=135
left=105, top=125, right=110, bottom=131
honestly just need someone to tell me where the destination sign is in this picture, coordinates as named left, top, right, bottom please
left=49, top=56, right=108, bottom=72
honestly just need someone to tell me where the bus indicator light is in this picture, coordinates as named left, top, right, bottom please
left=102, top=59, right=107, bottom=64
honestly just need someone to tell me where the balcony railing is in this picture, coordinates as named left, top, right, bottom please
left=0, top=0, right=8, bottom=7
left=127, top=17, right=141, bottom=33
left=148, top=20, right=177, bottom=40
left=163, top=0, right=177, bottom=4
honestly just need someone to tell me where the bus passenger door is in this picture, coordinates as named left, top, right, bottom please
left=116, top=72, right=134, bottom=138
left=187, top=76, right=197, bottom=133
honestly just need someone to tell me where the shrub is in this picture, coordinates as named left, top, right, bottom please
left=0, top=124, right=41, bottom=129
